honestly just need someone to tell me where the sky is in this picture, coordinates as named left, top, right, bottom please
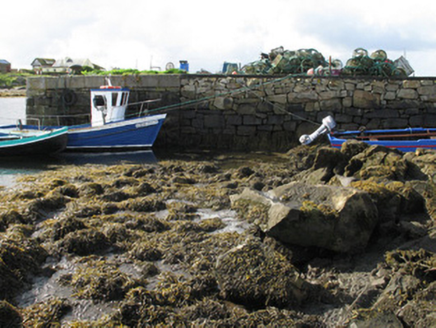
left=2, top=0, right=436, bottom=76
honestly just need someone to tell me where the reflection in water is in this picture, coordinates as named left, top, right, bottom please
left=0, top=150, right=158, bottom=188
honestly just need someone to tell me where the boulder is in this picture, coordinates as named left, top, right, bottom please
left=231, top=182, right=378, bottom=253
left=215, top=239, right=307, bottom=308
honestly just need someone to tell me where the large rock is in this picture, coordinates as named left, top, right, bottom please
left=231, top=182, right=378, bottom=253
left=215, top=239, right=307, bottom=308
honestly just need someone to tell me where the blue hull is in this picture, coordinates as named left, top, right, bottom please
left=66, top=114, right=166, bottom=151
left=328, top=127, right=436, bottom=152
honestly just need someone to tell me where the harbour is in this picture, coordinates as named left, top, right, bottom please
left=1, top=85, right=436, bottom=326
left=0, top=97, right=159, bottom=188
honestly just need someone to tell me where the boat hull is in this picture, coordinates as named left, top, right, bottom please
left=66, top=114, right=166, bottom=151
left=328, top=127, right=436, bottom=152
left=0, top=127, right=68, bottom=156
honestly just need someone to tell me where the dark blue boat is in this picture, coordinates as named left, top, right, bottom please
left=328, top=127, right=436, bottom=152
left=300, top=116, right=436, bottom=152
left=65, top=81, right=166, bottom=151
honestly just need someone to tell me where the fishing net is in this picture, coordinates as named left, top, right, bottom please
left=240, top=46, right=410, bottom=77
left=342, top=48, right=407, bottom=77
left=241, top=47, right=328, bottom=75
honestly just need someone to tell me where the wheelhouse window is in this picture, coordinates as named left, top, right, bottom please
left=121, top=92, right=128, bottom=106
left=112, top=92, right=118, bottom=106
left=93, top=95, right=107, bottom=108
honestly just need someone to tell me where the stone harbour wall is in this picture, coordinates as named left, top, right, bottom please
left=26, top=75, right=436, bottom=151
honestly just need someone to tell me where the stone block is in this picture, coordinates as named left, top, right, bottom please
left=223, top=126, right=236, bottom=134
left=366, top=109, right=400, bottom=118
left=381, top=118, right=409, bottom=129
left=181, top=126, right=196, bottom=134
left=409, top=115, right=424, bottom=127
left=267, top=115, right=285, bottom=125
left=267, top=94, right=287, bottom=104
left=371, top=81, right=385, bottom=94
left=353, top=90, right=381, bottom=108
left=283, top=121, right=297, bottom=131
left=181, top=110, right=197, bottom=119
left=342, top=97, right=353, bottom=107
left=204, top=114, right=225, bottom=129
left=258, top=102, right=273, bottom=113
left=288, top=91, right=318, bottom=102
left=420, top=80, right=434, bottom=86
left=191, top=118, right=204, bottom=129
left=243, top=115, right=262, bottom=125
left=237, top=126, right=256, bottom=136
left=226, top=115, right=242, bottom=125
left=319, top=90, right=340, bottom=100
left=328, top=80, right=345, bottom=90
left=387, top=100, right=420, bottom=109
left=321, top=99, right=342, bottom=111
left=213, top=97, right=233, bottom=110
left=384, top=92, right=396, bottom=100
left=304, top=102, right=320, bottom=112
left=258, top=125, right=274, bottom=131
left=386, top=82, right=400, bottom=91
left=334, top=114, right=353, bottom=123
left=402, top=80, right=421, bottom=89
left=397, top=89, right=418, bottom=99
left=345, top=82, right=356, bottom=91
left=418, top=85, right=436, bottom=96
left=181, top=85, right=196, bottom=98
left=238, top=104, right=257, bottom=115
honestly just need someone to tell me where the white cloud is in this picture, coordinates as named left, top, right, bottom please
left=1, top=0, right=435, bottom=75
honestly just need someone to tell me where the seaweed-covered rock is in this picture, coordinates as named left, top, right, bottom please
left=129, top=241, right=163, bottom=261
left=0, top=300, right=22, bottom=328
left=0, top=234, right=48, bottom=300
left=348, top=312, right=403, bottom=328
left=58, top=229, right=110, bottom=255
left=123, top=197, right=166, bottom=212
left=27, top=195, right=69, bottom=220
left=0, top=210, right=25, bottom=231
left=215, top=239, right=307, bottom=308
left=49, top=216, right=87, bottom=241
left=78, top=182, right=104, bottom=197
left=22, top=298, right=70, bottom=327
left=231, top=182, right=378, bottom=253
left=344, top=145, right=407, bottom=181
left=70, top=262, right=145, bottom=301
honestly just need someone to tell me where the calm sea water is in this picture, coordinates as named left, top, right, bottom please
left=0, top=97, right=157, bottom=188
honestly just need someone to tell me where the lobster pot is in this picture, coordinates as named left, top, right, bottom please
left=394, top=56, right=414, bottom=76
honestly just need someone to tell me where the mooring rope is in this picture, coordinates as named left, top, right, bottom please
left=30, top=74, right=322, bottom=128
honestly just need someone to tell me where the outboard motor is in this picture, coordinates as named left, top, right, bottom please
left=299, top=116, right=337, bottom=145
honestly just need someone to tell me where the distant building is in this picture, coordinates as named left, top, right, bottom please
left=52, top=57, right=104, bottom=74
left=0, top=59, right=11, bottom=73
left=30, top=57, right=104, bottom=74
left=31, top=58, right=56, bottom=74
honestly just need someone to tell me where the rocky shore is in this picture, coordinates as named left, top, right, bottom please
left=0, top=88, right=26, bottom=97
left=0, top=142, right=435, bottom=327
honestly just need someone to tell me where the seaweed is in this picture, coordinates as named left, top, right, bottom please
left=69, top=260, right=146, bottom=301
left=0, top=300, right=22, bottom=328
left=58, top=229, right=111, bottom=256
left=22, top=297, right=71, bottom=327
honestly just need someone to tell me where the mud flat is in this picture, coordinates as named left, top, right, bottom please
left=0, top=145, right=435, bottom=327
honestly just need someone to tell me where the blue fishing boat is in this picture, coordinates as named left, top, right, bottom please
left=300, top=116, right=436, bottom=152
left=0, top=125, right=68, bottom=156
left=65, top=81, right=166, bottom=151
